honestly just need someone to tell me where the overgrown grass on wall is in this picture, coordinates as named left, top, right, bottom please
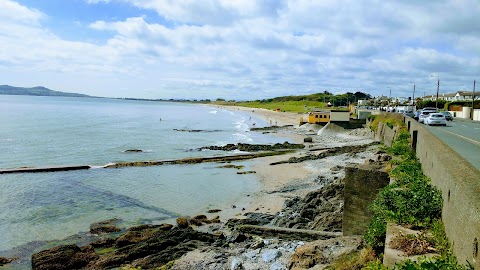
left=368, top=113, right=405, bottom=132
left=359, top=115, right=470, bottom=269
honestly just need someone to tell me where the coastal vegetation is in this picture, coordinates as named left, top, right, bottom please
left=353, top=114, right=469, bottom=269
left=212, top=91, right=371, bottom=113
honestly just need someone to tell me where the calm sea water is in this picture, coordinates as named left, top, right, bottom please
left=0, top=95, right=289, bottom=255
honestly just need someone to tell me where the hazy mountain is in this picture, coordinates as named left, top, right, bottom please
left=0, top=85, right=91, bottom=97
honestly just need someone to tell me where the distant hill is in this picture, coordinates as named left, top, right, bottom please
left=0, top=85, right=91, bottom=98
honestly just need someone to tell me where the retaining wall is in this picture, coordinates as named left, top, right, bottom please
left=405, top=118, right=480, bottom=267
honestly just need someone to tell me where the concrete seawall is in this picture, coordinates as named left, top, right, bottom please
left=405, top=117, right=480, bottom=267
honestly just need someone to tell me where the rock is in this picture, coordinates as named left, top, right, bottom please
left=226, top=231, right=248, bottom=243
left=127, top=223, right=173, bottom=232
left=0, top=257, right=16, bottom=267
left=116, top=224, right=173, bottom=248
left=249, top=240, right=265, bottom=249
left=261, top=249, right=282, bottom=263
left=288, top=236, right=363, bottom=269
left=271, top=142, right=378, bottom=165
left=124, top=149, right=143, bottom=152
left=198, top=142, right=305, bottom=152
left=207, top=209, right=222, bottom=213
left=237, top=171, right=256, bottom=174
left=176, top=217, right=189, bottom=228
left=90, top=219, right=121, bottom=234
left=270, top=261, right=286, bottom=270
left=303, top=137, right=313, bottom=143
left=90, top=238, right=116, bottom=248
left=189, top=217, right=203, bottom=226
left=219, top=164, right=245, bottom=170
left=226, top=213, right=275, bottom=229
left=271, top=181, right=344, bottom=231
left=330, top=165, right=343, bottom=172
left=231, top=257, right=244, bottom=270
left=92, top=227, right=223, bottom=269
left=31, top=244, right=98, bottom=270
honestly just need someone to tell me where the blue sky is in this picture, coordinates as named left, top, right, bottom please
left=1, top=0, right=479, bottom=99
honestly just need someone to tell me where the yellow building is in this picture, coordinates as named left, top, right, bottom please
left=307, top=111, right=330, bottom=124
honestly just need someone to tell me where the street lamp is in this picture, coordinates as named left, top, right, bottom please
left=410, top=81, right=416, bottom=106
left=430, top=75, right=440, bottom=109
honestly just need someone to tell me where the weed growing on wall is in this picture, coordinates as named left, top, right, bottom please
left=362, top=114, right=469, bottom=269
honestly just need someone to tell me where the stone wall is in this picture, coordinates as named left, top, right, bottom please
left=342, top=164, right=390, bottom=236
left=405, top=118, right=480, bottom=268
left=366, top=118, right=399, bottom=147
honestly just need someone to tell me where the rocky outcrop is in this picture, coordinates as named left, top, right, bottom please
left=105, top=151, right=288, bottom=168
left=32, top=225, right=225, bottom=270
left=0, top=257, right=16, bottom=267
left=288, top=236, right=364, bottom=269
left=124, top=149, right=143, bottom=153
left=226, top=213, right=276, bottom=229
left=198, top=142, right=305, bottom=152
left=271, top=142, right=378, bottom=165
left=250, top=125, right=293, bottom=131
left=271, top=180, right=344, bottom=232
left=31, top=244, right=98, bottom=270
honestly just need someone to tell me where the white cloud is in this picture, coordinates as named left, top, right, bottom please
left=85, top=0, right=111, bottom=4
left=0, top=0, right=44, bottom=24
left=1, top=0, right=479, bottom=99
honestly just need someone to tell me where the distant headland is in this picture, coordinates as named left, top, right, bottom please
left=0, top=85, right=92, bottom=98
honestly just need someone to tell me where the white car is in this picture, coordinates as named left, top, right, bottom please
left=424, top=113, right=447, bottom=126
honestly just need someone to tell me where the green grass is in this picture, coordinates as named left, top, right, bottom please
left=362, top=114, right=469, bottom=269
left=212, top=100, right=350, bottom=113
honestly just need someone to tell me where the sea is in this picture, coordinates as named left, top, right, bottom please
left=0, top=95, right=291, bottom=266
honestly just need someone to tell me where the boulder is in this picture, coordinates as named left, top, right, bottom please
left=303, top=137, right=313, bottom=143
left=115, top=224, right=172, bottom=248
left=31, top=244, right=98, bottom=270
left=0, top=257, right=15, bottom=267
left=225, top=231, right=248, bottom=243
left=288, top=236, right=363, bottom=269
left=261, top=249, right=282, bottom=263
left=176, top=217, right=189, bottom=228
left=271, top=182, right=344, bottom=231
left=89, top=219, right=121, bottom=234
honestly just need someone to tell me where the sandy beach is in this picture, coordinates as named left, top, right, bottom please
left=200, top=105, right=376, bottom=226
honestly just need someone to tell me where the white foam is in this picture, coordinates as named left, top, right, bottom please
left=234, top=118, right=250, bottom=132
left=209, top=110, right=217, bottom=114
left=232, top=132, right=253, bottom=143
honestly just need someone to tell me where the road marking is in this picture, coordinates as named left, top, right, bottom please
left=438, top=128, right=480, bottom=146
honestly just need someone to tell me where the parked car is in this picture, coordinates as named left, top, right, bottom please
left=424, top=113, right=447, bottom=126
left=440, top=111, right=453, bottom=121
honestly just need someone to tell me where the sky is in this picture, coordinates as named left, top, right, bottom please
left=1, top=0, right=479, bottom=100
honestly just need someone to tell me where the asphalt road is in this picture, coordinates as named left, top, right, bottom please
left=423, top=117, right=480, bottom=171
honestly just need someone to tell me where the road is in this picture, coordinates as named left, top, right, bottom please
left=423, top=118, right=480, bottom=170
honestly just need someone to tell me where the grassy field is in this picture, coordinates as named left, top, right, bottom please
left=212, top=100, right=348, bottom=113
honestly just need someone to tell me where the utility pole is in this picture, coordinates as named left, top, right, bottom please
left=472, top=80, right=476, bottom=120
left=430, top=75, right=440, bottom=109
left=410, top=82, right=416, bottom=106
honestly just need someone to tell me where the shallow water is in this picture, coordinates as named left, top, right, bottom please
left=0, top=95, right=289, bottom=254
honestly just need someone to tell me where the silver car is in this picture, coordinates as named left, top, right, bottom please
left=424, top=113, right=447, bottom=126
